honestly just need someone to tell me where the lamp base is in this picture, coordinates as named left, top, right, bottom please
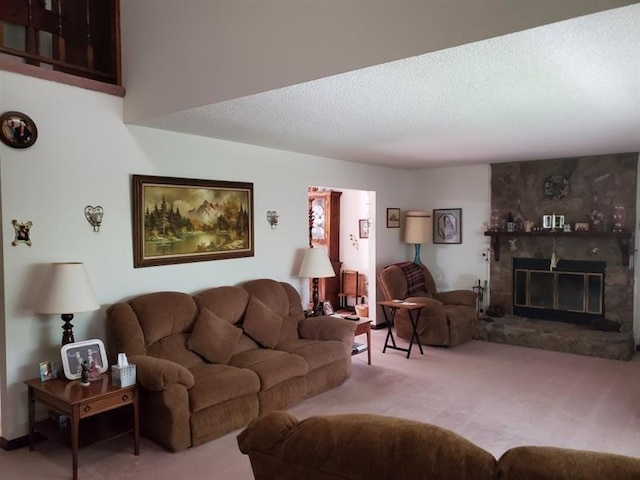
left=413, top=244, right=422, bottom=264
left=311, top=277, right=321, bottom=316
left=61, top=313, right=75, bottom=345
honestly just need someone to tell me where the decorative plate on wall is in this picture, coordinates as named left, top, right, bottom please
left=0, top=111, right=38, bottom=149
left=543, top=174, right=569, bottom=199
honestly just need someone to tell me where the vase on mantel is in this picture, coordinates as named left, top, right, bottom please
left=612, top=203, right=625, bottom=232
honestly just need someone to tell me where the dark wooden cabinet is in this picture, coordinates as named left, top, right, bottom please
left=309, top=190, right=342, bottom=308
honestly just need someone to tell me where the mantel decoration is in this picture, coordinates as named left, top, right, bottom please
left=0, top=111, right=38, bottom=149
left=543, top=174, right=569, bottom=199
left=131, top=175, right=254, bottom=267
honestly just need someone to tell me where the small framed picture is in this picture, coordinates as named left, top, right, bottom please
left=575, top=222, right=589, bottom=232
left=386, top=208, right=400, bottom=228
left=0, top=111, right=38, bottom=149
left=60, top=339, right=108, bottom=380
left=323, top=301, right=334, bottom=315
left=39, top=361, right=57, bottom=382
left=433, top=208, right=462, bottom=244
left=359, top=219, right=369, bottom=239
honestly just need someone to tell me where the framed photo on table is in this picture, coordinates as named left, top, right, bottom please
left=323, top=301, right=334, bottom=315
left=60, top=339, right=108, bottom=380
left=433, top=208, right=462, bottom=244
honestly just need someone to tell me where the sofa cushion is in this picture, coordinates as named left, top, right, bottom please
left=129, top=291, right=198, bottom=345
left=243, top=296, right=283, bottom=348
left=194, top=286, right=250, bottom=325
left=496, top=446, right=640, bottom=480
left=229, top=349, right=308, bottom=390
left=147, top=333, right=205, bottom=369
left=277, top=339, right=348, bottom=370
left=188, top=308, right=243, bottom=364
left=188, top=363, right=260, bottom=413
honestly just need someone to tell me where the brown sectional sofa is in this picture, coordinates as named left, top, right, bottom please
left=107, top=278, right=356, bottom=451
left=238, top=411, right=640, bottom=480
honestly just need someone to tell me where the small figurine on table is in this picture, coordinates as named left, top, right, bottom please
left=80, top=361, right=90, bottom=386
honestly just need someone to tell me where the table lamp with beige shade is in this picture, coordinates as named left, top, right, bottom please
left=404, top=210, right=432, bottom=264
left=298, top=246, right=335, bottom=316
left=36, top=262, right=100, bottom=346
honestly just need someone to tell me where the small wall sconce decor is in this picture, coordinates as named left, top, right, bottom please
left=12, top=219, right=32, bottom=246
left=349, top=233, right=359, bottom=250
left=266, top=210, right=279, bottom=229
left=85, top=206, right=104, bottom=232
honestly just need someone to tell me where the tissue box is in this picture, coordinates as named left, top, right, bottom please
left=111, top=364, right=136, bottom=387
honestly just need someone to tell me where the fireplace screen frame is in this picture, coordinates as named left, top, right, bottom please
left=512, top=258, right=605, bottom=324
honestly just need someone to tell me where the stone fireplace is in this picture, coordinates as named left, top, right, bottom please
left=476, top=153, right=638, bottom=360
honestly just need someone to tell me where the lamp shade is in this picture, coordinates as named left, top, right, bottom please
left=36, top=262, right=100, bottom=314
left=298, top=247, right=335, bottom=279
left=404, top=210, right=432, bottom=244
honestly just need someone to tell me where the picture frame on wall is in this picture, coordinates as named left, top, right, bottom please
left=433, top=208, right=462, bottom=244
left=359, top=219, right=370, bottom=239
left=386, top=208, right=400, bottom=228
left=0, top=111, right=38, bottom=149
left=132, top=175, right=254, bottom=268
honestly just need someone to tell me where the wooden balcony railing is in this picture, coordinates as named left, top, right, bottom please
left=0, top=0, right=121, bottom=87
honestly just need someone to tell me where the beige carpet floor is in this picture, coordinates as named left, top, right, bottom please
left=2, top=330, right=640, bottom=480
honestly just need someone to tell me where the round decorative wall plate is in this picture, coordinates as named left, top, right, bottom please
left=543, top=174, right=569, bottom=199
left=0, top=111, right=38, bottom=149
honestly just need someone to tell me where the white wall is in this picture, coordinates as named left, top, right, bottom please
left=0, top=71, right=415, bottom=440
left=338, top=188, right=372, bottom=305
left=412, top=164, right=491, bottom=293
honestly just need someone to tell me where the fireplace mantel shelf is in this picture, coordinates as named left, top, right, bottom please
left=484, top=230, right=633, bottom=265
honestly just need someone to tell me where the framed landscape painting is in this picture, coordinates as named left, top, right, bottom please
left=132, top=175, right=254, bottom=267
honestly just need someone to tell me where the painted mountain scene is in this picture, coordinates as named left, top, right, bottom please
left=142, top=183, right=252, bottom=260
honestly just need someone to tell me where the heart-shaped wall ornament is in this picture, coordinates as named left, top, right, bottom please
left=84, top=205, right=104, bottom=232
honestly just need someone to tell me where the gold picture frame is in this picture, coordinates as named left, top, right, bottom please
left=132, top=175, right=254, bottom=268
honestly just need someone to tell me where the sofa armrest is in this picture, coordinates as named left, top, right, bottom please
left=129, top=355, right=195, bottom=391
left=433, top=290, right=477, bottom=307
left=299, top=316, right=356, bottom=352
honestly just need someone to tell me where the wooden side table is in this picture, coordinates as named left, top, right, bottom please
left=378, top=300, right=425, bottom=359
left=25, top=374, right=139, bottom=480
left=353, top=317, right=372, bottom=365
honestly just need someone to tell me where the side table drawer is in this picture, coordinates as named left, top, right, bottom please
left=79, top=389, right=136, bottom=418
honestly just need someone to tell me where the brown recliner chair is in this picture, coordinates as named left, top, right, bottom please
left=378, top=263, right=477, bottom=347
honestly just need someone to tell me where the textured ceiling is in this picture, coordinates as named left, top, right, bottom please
left=140, top=4, right=640, bottom=169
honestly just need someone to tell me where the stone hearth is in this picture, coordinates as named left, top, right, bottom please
left=484, top=153, right=638, bottom=360
left=475, top=315, right=634, bottom=361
